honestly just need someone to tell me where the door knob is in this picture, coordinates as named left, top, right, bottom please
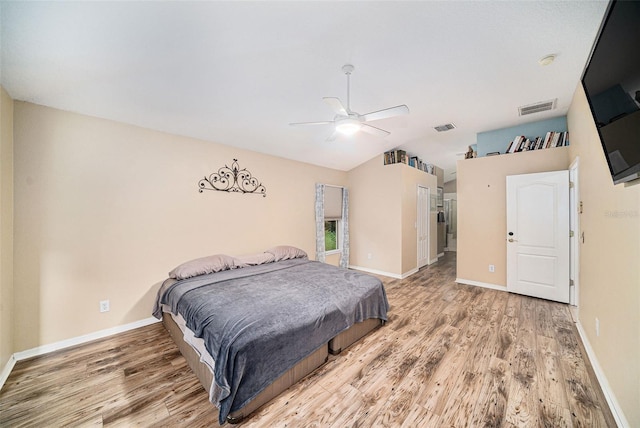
left=508, top=238, right=517, bottom=242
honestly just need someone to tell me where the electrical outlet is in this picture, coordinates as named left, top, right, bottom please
left=596, top=317, right=600, bottom=337
left=99, top=300, right=110, bottom=313
left=367, top=253, right=372, bottom=260
left=489, top=264, right=495, bottom=273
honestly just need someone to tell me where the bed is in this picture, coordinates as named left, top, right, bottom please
left=153, top=246, right=389, bottom=424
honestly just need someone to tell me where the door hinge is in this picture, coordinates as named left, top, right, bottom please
left=570, top=279, right=574, bottom=286
left=570, top=230, right=574, bottom=237
left=569, top=181, right=575, bottom=189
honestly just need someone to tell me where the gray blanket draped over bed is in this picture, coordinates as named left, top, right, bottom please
left=153, top=258, right=388, bottom=424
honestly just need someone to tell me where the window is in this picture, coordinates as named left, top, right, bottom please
left=315, top=183, right=349, bottom=266
left=323, top=186, right=343, bottom=253
left=324, top=220, right=339, bottom=252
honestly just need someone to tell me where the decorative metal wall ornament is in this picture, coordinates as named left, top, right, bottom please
left=198, top=159, right=266, bottom=197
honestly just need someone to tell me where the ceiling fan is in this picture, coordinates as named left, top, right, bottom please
left=290, top=64, right=409, bottom=140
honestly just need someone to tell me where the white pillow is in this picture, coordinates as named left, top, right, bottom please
left=168, top=254, right=239, bottom=280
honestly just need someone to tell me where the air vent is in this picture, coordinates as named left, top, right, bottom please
left=518, top=99, right=556, bottom=116
left=434, top=123, right=456, bottom=132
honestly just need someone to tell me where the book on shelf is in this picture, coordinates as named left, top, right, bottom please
left=506, top=135, right=525, bottom=153
left=504, top=131, right=570, bottom=154
left=382, top=149, right=407, bottom=165
left=384, top=149, right=407, bottom=165
left=383, top=149, right=437, bottom=175
left=506, top=141, right=513, bottom=153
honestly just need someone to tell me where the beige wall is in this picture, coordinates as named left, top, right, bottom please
left=0, top=87, right=14, bottom=369
left=324, top=252, right=341, bottom=267
left=349, top=156, right=403, bottom=274
left=12, top=102, right=347, bottom=351
left=435, top=166, right=444, bottom=187
left=443, top=179, right=457, bottom=194
left=349, top=155, right=437, bottom=276
left=456, top=147, right=570, bottom=286
left=567, top=85, right=639, bottom=426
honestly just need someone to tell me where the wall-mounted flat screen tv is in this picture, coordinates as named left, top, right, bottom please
left=581, top=0, right=640, bottom=185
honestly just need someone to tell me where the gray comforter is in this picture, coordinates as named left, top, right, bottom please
left=153, top=258, right=388, bottom=424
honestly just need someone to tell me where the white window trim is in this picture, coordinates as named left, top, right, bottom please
left=324, top=219, right=343, bottom=255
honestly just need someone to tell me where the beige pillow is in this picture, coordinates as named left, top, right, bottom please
left=265, top=245, right=308, bottom=262
left=169, top=254, right=238, bottom=280
left=235, top=252, right=276, bottom=266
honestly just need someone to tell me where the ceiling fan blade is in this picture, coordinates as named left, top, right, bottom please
left=361, top=123, right=390, bottom=138
left=289, top=121, right=333, bottom=126
left=361, top=105, right=410, bottom=122
left=323, top=97, right=348, bottom=116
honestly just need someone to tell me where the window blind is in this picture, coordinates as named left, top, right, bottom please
left=324, top=186, right=343, bottom=220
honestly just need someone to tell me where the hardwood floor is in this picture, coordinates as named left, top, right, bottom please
left=0, top=253, right=616, bottom=427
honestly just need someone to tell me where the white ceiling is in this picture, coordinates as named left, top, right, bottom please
left=0, top=1, right=608, bottom=181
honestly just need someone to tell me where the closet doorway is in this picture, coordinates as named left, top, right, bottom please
left=417, top=186, right=430, bottom=268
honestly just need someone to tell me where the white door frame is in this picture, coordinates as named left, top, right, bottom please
left=569, top=157, right=580, bottom=308
left=417, top=185, right=430, bottom=269
left=506, top=170, right=570, bottom=303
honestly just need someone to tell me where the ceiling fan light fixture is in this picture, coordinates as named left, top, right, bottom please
left=335, top=118, right=362, bottom=135
left=291, top=64, right=408, bottom=138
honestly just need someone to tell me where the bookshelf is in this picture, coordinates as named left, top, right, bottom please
left=501, top=131, right=569, bottom=155
left=476, top=116, right=567, bottom=157
left=383, top=149, right=436, bottom=174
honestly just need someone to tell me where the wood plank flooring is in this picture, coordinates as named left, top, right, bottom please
left=0, top=253, right=616, bottom=427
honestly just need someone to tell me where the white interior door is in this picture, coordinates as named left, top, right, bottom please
left=417, top=186, right=430, bottom=268
left=506, top=170, right=570, bottom=303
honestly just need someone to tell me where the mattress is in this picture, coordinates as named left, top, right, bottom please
left=163, top=311, right=331, bottom=424
left=155, top=257, right=389, bottom=424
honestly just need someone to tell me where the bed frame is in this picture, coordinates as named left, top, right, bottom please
left=162, top=312, right=382, bottom=424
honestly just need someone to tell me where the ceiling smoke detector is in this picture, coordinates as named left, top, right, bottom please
left=518, top=99, right=557, bottom=116
left=434, top=123, right=456, bottom=132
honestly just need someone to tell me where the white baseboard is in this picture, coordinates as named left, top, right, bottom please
left=455, top=278, right=628, bottom=426
left=350, top=265, right=418, bottom=279
left=12, top=317, right=161, bottom=363
left=1, top=317, right=159, bottom=391
left=0, top=354, right=17, bottom=391
left=429, top=257, right=438, bottom=264
left=455, top=278, right=507, bottom=292
left=400, top=268, right=419, bottom=279
left=575, top=321, right=629, bottom=428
